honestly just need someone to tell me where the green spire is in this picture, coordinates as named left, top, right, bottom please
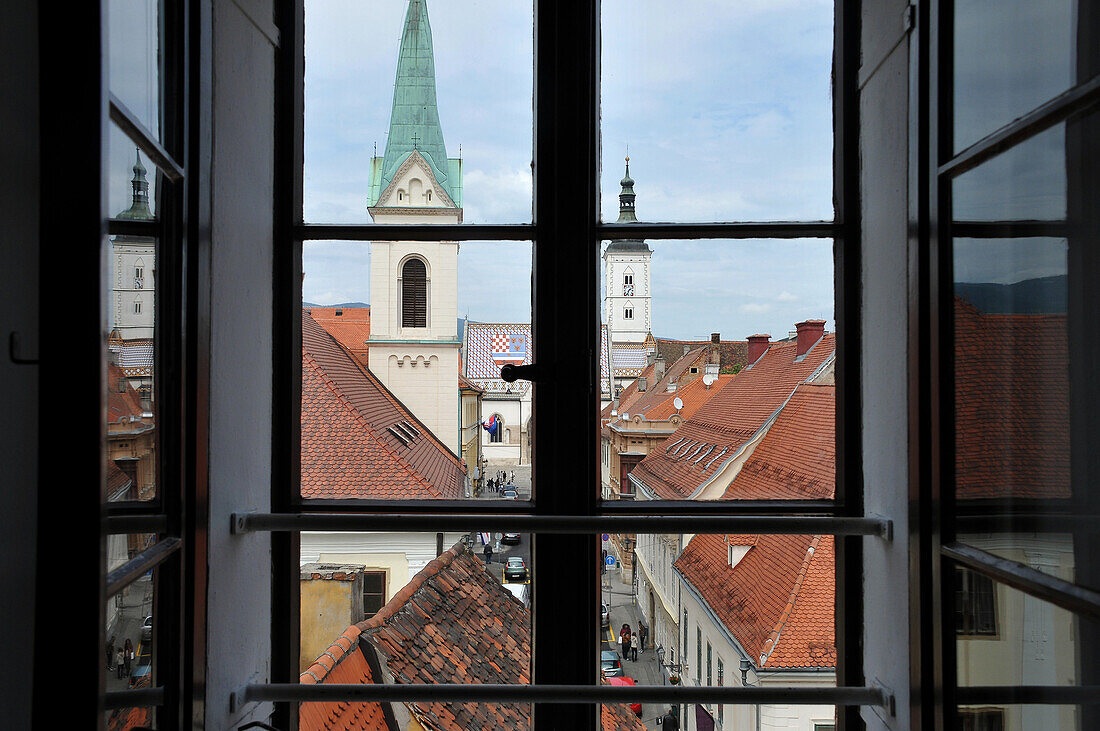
left=370, top=0, right=459, bottom=206
left=617, top=156, right=637, bottom=223
left=116, top=149, right=153, bottom=220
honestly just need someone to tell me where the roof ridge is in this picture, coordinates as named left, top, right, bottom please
left=299, top=625, right=364, bottom=684
left=356, top=541, right=466, bottom=633
left=303, top=351, right=443, bottom=497
left=759, top=535, right=822, bottom=667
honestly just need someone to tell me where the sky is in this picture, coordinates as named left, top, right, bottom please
left=104, top=0, right=1071, bottom=339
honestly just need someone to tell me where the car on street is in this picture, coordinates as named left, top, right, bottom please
left=504, top=556, right=528, bottom=582
left=141, top=615, right=153, bottom=642
left=601, top=602, right=610, bottom=629
left=600, top=649, right=624, bottom=678
left=501, top=487, right=518, bottom=500
left=129, top=641, right=153, bottom=689
left=606, top=675, right=642, bottom=715
left=502, top=532, right=521, bottom=545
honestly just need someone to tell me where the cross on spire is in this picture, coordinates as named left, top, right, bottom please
left=411, top=133, right=420, bottom=150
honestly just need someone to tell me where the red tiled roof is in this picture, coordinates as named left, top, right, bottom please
left=299, top=626, right=389, bottom=730
left=356, top=543, right=531, bottom=730
left=631, top=334, right=835, bottom=499
left=301, top=313, right=464, bottom=499
left=600, top=680, right=648, bottom=730
left=723, top=383, right=835, bottom=500
left=642, top=373, right=734, bottom=422
left=107, top=706, right=151, bottom=731
left=458, top=374, right=483, bottom=392
left=675, top=534, right=836, bottom=669
left=655, top=338, right=748, bottom=372
left=107, top=363, right=148, bottom=424
left=308, top=306, right=371, bottom=364
left=954, top=297, right=1069, bottom=498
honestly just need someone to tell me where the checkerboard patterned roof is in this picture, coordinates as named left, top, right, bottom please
left=610, top=341, right=649, bottom=377
left=110, top=338, right=154, bottom=376
left=464, top=322, right=532, bottom=394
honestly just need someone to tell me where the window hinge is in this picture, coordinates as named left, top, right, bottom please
left=9, top=331, right=38, bottom=365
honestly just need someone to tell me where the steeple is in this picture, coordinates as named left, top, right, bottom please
left=617, top=156, right=637, bottom=223
left=371, top=0, right=459, bottom=206
left=117, top=149, right=153, bottom=220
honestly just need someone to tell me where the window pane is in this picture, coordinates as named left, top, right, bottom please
left=957, top=705, right=1083, bottom=731
left=606, top=533, right=836, bottom=727
left=298, top=538, right=530, bottom=728
left=600, top=1, right=834, bottom=222
left=107, top=0, right=161, bottom=139
left=599, top=240, right=835, bottom=503
left=302, top=241, right=531, bottom=500
left=105, top=535, right=158, bottom=702
left=303, top=0, right=533, bottom=224
left=953, top=0, right=1075, bottom=152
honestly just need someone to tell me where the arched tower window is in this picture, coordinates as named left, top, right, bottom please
left=401, top=258, right=428, bottom=327
left=624, top=301, right=634, bottom=320
left=623, top=269, right=634, bottom=296
left=490, top=414, right=504, bottom=444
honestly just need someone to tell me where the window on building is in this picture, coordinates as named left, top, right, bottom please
left=401, top=257, right=428, bottom=327
left=362, top=571, right=386, bottom=619
left=623, top=305, right=633, bottom=320
left=696, top=626, right=702, bottom=685
left=957, top=708, right=1004, bottom=731
left=133, top=300, right=142, bottom=314
left=489, top=414, right=504, bottom=444
left=717, top=657, right=724, bottom=724
left=623, top=271, right=633, bottom=296
left=706, top=641, right=712, bottom=687
left=954, top=566, right=997, bottom=636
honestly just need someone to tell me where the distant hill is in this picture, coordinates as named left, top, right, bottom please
left=302, top=301, right=369, bottom=309
left=955, top=275, right=1066, bottom=314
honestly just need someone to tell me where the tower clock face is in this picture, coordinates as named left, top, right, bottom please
left=624, top=283, right=634, bottom=296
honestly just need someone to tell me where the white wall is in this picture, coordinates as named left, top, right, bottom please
left=301, top=531, right=468, bottom=594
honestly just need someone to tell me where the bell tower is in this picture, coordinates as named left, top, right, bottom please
left=603, top=158, right=652, bottom=344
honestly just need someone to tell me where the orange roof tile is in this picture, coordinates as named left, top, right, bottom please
left=600, top=680, right=648, bottom=730
left=655, top=338, right=748, bottom=372
left=954, top=297, right=1069, bottom=498
left=301, top=313, right=464, bottom=499
left=298, top=626, right=390, bottom=730
left=675, top=534, right=835, bottom=669
left=641, top=373, right=734, bottom=422
left=631, top=334, right=835, bottom=499
left=308, top=306, right=371, bottom=363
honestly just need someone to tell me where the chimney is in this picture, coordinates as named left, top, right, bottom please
left=654, top=356, right=666, bottom=380
left=795, top=319, right=826, bottom=357
left=746, top=334, right=771, bottom=365
left=646, top=349, right=656, bottom=366
left=637, top=377, right=647, bottom=392
left=709, top=332, right=721, bottom=366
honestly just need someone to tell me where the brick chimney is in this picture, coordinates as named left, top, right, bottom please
left=654, top=355, right=666, bottom=380
left=709, top=333, right=721, bottom=366
left=747, top=334, right=771, bottom=364
left=795, top=319, right=826, bottom=357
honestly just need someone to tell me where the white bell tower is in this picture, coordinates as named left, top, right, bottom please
left=603, top=158, right=652, bottom=344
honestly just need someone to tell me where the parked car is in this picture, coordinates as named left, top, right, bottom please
left=502, top=532, right=521, bottom=545
left=501, top=487, right=518, bottom=500
left=601, top=602, right=610, bottom=629
left=140, top=615, right=153, bottom=642
left=606, top=675, right=642, bottom=715
left=600, top=649, right=624, bottom=678
left=504, top=556, right=528, bottom=582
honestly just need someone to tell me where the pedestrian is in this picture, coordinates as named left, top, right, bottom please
left=640, top=625, right=648, bottom=653
left=106, top=635, right=116, bottom=671
left=620, top=624, right=630, bottom=660
left=124, top=638, right=134, bottom=676
left=484, top=543, right=493, bottom=565
left=630, top=632, right=639, bottom=661
left=115, top=647, right=125, bottom=679
left=510, top=470, right=515, bottom=483
left=661, top=708, right=680, bottom=731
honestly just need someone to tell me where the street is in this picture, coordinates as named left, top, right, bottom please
left=105, top=574, right=153, bottom=693
left=603, top=563, right=669, bottom=728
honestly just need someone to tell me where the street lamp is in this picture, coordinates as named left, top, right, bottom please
left=739, top=658, right=753, bottom=686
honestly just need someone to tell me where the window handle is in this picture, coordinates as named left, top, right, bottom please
left=501, top=363, right=544, bottom=383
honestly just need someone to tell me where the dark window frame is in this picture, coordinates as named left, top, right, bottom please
left=400, top=256, right=428, bottom=328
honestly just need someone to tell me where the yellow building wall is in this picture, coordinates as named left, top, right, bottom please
left=299, top=579, right=356, bottom=673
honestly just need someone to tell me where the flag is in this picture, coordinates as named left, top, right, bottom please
left=482, top=414, right=498, bottom=436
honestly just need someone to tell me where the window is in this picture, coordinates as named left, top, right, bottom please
left=489, top=414, right=504, bottom=444
left=623, top=271, right=633, bottom=296
left=957, top=709, right=1003, bottom=731
left=133, top=300, right=142, bottom=314
left=706, top=641, right=712, bottom=687
left=954, top=566, right=996, bottom=636
left=623, top=304, right=633, bottom=320
left=696, top=627, right=701, bottom=685
left=400, top=257, right=428, bottom=327
left=362, top=571, right=386, bottom=619
left=717, top=657, right=724, bottom=725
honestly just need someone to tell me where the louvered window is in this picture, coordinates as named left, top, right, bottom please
left=401, top=258, right=428, bottom=327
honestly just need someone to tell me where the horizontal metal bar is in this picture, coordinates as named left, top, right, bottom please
left=106, top=537, right=181, bottom=598
left=956, top=685, right=1100, bottom=706
left=597, top=221, right=840, bottom=240
left=296, top=223, right=534, bottom=242
left=104, top=514, right=168, bottom=535
left=600, top=499, right=840, bottom=515
left=239, top=683, right=888, bottom=707
left=943, top=542, right=1100, bottom=620
left=104, top=686, right=165, bottom=710
left=939, top=74, right=1100, bottom=179
left=233, top=512, right=890, bottom=537
left=952, top=220, right=1069, bottom=239
left=108, top=218, right=160, bottom=238
left=109, top=94, right=185, bottom=182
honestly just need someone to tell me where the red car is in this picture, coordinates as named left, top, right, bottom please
left=606, top=675, right=642, bottom=715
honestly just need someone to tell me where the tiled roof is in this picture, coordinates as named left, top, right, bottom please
left=308, top=306, right=371, bottom=364
left=108, top=337, right=154, bottom=377
left=107, top=706, right=151, bottom=731
left=610, top=341, right=650, bottom=377
left=299, top=626, right=390, bottom=730
left=601, top=325, right=611, bottom=396
left=464, top=322, right=532, bottom=395
left=631, top=335, right=835, bottom=499
left=954, top=297, right=1069, bottom=499
left=641, top=373, right=734, bottom=422
left=107, top=363, right=147, bottom=423
left=655, top=338, right=748, bottom=372
left=600, top=682, right=648, bottom=731
left=457, top=374, right=482, bottom=392
left=723, top=383, right=835, bottom=500
left=356, top=542, right=531, bottom=730
left=301, top=312, right=464, bottom=499
left=675, top=533, right=836, bottom=670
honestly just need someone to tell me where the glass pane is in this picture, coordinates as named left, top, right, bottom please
left=957, top=705, right=1085, bottom=731
left=301, top=241, right=531, bottom=500
left=298, top=537, right=530, bottom=728
left=105, top=534, right=158, bottom=696
left=605, top=533, right=836, bottom=726
left=953, top=0, right=1075, bottom=152
left=599, top=240, right=834, bottom=502
left=303, top=0, right=533, bottom=224
left=107, top=0, right=161, bottom=138
left=953, top=237, right=1068, bottom=501
left=955, top=570, right=1100, bottom=694
left=952, top=124, right=1066, bottom=222
left=600, top=1, right=834, bottom=222
left=110, top=124, right=160, bottom=220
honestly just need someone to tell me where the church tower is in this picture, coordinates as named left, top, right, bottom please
left=113, top=150, right=156, bottom=340
left=603, top=158, right=652, bottom=344
left=367, top=0, right=462, bottom=454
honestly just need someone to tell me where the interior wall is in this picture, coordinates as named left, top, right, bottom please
left=859, top=0, right=913, bottom=727
left=0, top=1, right=39, bottom=727
left=205, top=0, right=278, bottom=725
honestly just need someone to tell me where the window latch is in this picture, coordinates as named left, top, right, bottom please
left=500, top=363, right=544, bottom=383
